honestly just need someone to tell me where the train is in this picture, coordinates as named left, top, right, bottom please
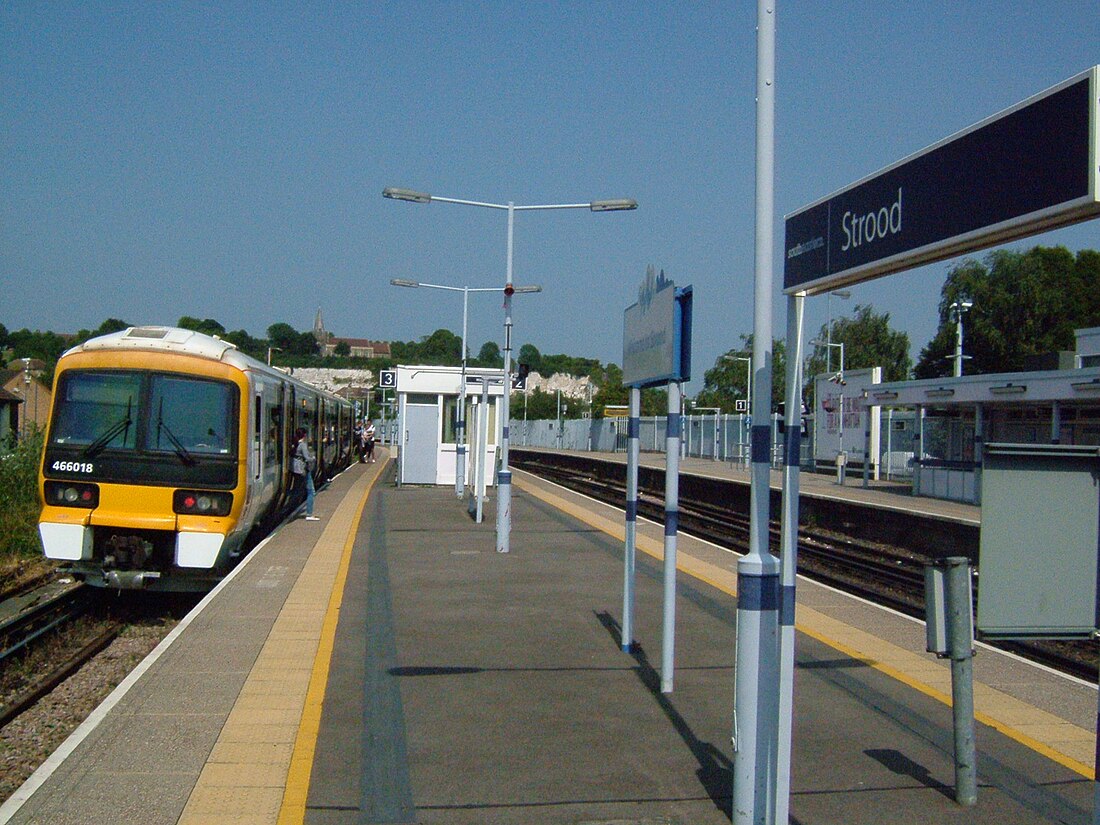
left=37, top=325, right=357, bottom=591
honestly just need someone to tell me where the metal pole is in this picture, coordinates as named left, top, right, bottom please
left=661, top=380, right=681, bottom=693
left=456, top=286, right=469, bottom=497
left=477, top=382, right=490, bottom=524
left=944, top=557, right=977, bottom=805
left=863, top=393, right=872, bottom=488
left=776, top=291, right=804, bottom=825
left=622, top=385, right=641, bottom=652
left=733, top=0, right=780, bottom=820
left=954, top=301, right=964, bottom=378
left=496, top=204, right=515, bottom=553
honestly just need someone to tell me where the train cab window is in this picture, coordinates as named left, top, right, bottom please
left=147, top=375, right=236, bottom=455
left=50, top=371, right=142, bottom=450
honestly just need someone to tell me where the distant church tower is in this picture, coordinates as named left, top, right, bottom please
left=313, top=307, right=326, bottom=344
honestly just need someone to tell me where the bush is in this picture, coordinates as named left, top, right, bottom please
left=0, top=428, right=44, bottom=561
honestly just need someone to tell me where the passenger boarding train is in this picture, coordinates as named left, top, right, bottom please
left=38, top=326, right=356, bottom=590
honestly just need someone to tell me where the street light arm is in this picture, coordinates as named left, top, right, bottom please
left=384, top=187, right=637, bottom=213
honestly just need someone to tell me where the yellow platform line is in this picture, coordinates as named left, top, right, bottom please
left=175, top=459, right=386, bottom=825
left=276, top=464, right=382, bottom=825
left=513, top=472, right=1096, bottom=780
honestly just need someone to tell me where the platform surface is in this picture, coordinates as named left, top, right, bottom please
left=2, top=449, right=1095, bottom=825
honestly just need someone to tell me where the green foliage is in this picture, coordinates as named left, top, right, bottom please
left=587, top=362, right=668, bottom=417
left=806, top=304, right=911, bottom=385
left=518, top=343, right=542, bottom=372
left=266, top=322, right=318, bottom=357
left=177, top=316, right=227, bottom=336
left=475, top=340, right=502, bottom=368
left=915, top=246, right=1100, bottom=377
left=5, top=328, right=70, bottom=365
left=0, top=429, right=44, bottom=561
left=222, top=329, right=267, bottom=359
left=695, top=334, right=789, bottom=412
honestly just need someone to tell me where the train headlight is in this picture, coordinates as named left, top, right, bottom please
left=45, top=481, right=99, bottom=509
left=173, top=489, right=233, bottom=517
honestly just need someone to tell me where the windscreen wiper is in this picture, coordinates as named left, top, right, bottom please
left=156, top=399, right=196, bottom=466
left=83, top=400, right=132, bottom=458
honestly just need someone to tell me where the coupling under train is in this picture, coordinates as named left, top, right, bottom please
left=37, top=326, right=357, bottom=590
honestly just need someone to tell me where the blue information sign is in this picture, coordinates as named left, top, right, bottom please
left=622, top=266, right=693, bottom=388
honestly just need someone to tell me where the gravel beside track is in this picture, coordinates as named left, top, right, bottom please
left=0, top=622, right=173, bottom=803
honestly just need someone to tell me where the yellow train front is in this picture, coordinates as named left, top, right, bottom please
left=37, top=326, right=354, bottom=591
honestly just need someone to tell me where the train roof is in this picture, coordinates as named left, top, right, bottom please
left=63, top=326, right=349, bottom=402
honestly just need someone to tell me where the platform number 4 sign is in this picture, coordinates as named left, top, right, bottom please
left=379, top=370, right=396, bottom=389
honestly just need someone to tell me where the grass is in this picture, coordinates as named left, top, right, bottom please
left=0, top=428, right=52, bottom=592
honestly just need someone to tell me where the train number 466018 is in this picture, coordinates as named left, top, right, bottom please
left=52, top=460, right=94, bottom=473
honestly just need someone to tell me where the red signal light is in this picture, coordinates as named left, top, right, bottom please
left=184, top=495, right=196, bottom=509
left=504, top=283, right=514, bottom=296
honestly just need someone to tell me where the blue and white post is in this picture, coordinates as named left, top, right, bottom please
left=496, top=203, right=516, bottom=553
left=661, top=379, right=682, bottom=693
left=622, top=385, right=641, bottom=652
left=775, top=291, right=804, bottom=824
left=733, top=0, right=780, bottom=821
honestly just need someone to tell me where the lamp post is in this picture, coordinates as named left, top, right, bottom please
left=811, top=339, right=846, bottom=482
left=951, top=299, right=973, bottom=378
left=390, top=278, right=540, bottom=498
left=266, top=346, right=281, bottom=366
left=825, top=289, right=851, bottom=373
left=384, top=186, right=636, bottom=553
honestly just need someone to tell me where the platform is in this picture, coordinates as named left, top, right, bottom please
left=1, top=449, right=1095, bottom=824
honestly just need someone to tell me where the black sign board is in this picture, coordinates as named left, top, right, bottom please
left=784, top=68, right=1099, bottom=295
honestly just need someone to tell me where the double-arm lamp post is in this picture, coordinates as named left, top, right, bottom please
left=383, top=187, right=636, bottom=553
left=390, top=277, right=542, bottom=499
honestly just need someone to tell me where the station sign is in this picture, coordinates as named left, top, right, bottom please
left=784, top=66, right=1100, bottom=295
left=622, top=265, right=693, bottom=388
left=378, top=369, right=396, bottom=389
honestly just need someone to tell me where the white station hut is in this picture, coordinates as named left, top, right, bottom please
left=393, top=364, right=504, bottom=489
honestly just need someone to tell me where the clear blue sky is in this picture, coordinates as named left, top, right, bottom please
left=2, top=3, right=1097, bottom=388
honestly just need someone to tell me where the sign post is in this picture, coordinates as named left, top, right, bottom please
left=622, top=266, right=692, bottom=692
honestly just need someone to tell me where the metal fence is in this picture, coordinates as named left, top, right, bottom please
left=511, top=410, right=918, bottom=479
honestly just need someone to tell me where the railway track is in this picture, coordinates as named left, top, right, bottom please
left=0, top=579, right=96, bottom=664
left=513, top=451, right=1097, bottom=682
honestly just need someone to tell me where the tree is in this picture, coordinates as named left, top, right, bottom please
left=177, top=316, right=226, bottom=336
left=915, top=246, right=1100, bottom=377
left=806, top=304, right=911, bottom=385
left=694, top=334, right=789, bottom=412
left=266, top=322, right=318, bottom=357
left=333, top=341, right=351, bottom=357
left=476, top=340, right=502, bottom=368
left=222, top=329, right=266, bottom=359
left=518, top=343, right=542, bottom=373
left=420, top=329, right=461, bottom=364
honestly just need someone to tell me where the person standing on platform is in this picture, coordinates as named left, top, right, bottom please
left=355, top=421, right=367, bottom=463
left=293, top=427, right=319, bottom=521
left=364, top=421, right=376, bottom=463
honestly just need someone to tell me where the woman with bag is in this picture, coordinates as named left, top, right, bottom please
left=293, top=427, right=320, bottom=521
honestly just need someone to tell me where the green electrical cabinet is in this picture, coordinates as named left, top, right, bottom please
left=977, top=443, right=1100, bottom=640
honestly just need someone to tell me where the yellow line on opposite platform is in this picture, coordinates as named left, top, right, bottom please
left=277, top=463, right=384, bottom=825
left=513, top=471, right=1096, bottom=780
